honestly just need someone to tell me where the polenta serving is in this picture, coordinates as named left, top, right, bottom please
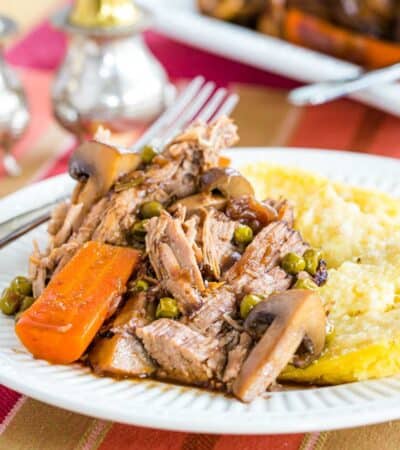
left=242, top=162, right=400, bottom=384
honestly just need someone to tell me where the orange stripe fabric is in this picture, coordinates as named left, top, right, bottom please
left=314, top=421, right=400, bottom=450
left=288, top=99, right=366, bottom=150
left=76, top=420, right=112, bottom=450
left=97, top=424, right=187, bottom=450
left=366, top=114, right=400, bottom=157
left=215, top=434, right=305, bottom=450
left=98, top=425, right=305, bottom=450
left=0, top=398, right=98, bottom=450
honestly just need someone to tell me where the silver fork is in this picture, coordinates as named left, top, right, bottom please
left=0, top=76, right=239, bottom=249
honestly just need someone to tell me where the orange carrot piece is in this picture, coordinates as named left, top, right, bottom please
left=284, top=8, right=400, bottom=69
left=16, top=241, right=140, bottom=364
left=218, top=156, right=231, bottom=168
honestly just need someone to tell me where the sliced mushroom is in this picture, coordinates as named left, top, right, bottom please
left=233, top=289, right=326, bottom=402
left=169, top=192, right=227, bottom=215
left=225, top=195, right=278, bottom=230
left=200, top=167, right=254, bottom=199
left=69, top=140, right=141, bottom=209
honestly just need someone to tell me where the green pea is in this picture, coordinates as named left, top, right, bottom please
left=19, top=296, right=35, bottom=312
left=141, top=145, right=157, bottom=164
left=135, top=279, right=149, bottom=292
left=293, top=278, right=318, bottom=291
left=303, top=249, right=322, bottom=275
left=11, top=276, right=32, bottom=296
left=156, top=297, right=180, bottom=319
left=128, top=220, right=149, bottom=243
left=240, top=294, right=262, bottom=319
left=140, top=201, right=163, bottom=219
left=234, top=224, right=253, bottom=245
left=280, top=252, right=306, bottom=275
left=0, top=288, right=22, bottom=315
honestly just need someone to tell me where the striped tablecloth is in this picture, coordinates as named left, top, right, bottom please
left=3, top=2, right=400, bottom=449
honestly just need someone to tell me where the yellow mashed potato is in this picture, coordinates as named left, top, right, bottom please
left=241, top=163, right=400, bottom=384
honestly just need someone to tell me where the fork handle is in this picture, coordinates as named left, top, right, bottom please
left=0, top=198, right=66, bottom=249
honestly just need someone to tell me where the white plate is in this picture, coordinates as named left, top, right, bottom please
left=140, top=0, right=400, bottom=117
left=2, top=148, right=400, bottom=434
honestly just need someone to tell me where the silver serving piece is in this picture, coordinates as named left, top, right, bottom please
left=289, top=62, right=400, bottom=106
left=51, top=0, right=174, bottom=139
left=0, top=16, right=30, bottom=176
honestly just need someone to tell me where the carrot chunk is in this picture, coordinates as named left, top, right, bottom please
left=285, top=8, right=400, bottom=68
left=16, top=241, right=140, bottom=364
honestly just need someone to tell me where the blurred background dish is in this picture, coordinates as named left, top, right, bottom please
left=199, top=0, right=400, bottom=68
left=143, top=0, right=400, bottom=117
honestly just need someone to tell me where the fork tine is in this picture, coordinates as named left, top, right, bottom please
left=158, top=81, right=216, bottom=145
left=196, top=87, right=227, bottom=122
left=131, top=76, right=205, bottom=151
left=213, top=92, right=239, bottom=120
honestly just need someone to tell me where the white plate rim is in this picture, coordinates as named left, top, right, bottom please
left=2, top=147, right=400, bottom=434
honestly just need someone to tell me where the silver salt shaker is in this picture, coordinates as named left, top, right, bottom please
left=0, top=16, right=30, bottom=176
left=51, top=0, right=174, bottom=139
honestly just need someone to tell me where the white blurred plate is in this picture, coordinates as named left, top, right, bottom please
left=2, top=148, right=400, bottom=434
left=141, top=0, right=400, bottom=117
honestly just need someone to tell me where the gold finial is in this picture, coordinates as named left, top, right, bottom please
left=69, top=0, right=141, bottom=28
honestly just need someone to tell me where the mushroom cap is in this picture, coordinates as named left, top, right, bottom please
left=245, top=289, right=326, bottom=364
left=233, top=289, right=326, bottom=402
left=69, top=140, right=141, bottom=208
left=200, top=167, right=254, bottom=199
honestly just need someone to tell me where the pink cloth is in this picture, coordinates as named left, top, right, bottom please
left=6, top=21, right=299, bottom=89
left=0, top=387, right=20, bottom=422
left=6, top=21, right=66, bottom=70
